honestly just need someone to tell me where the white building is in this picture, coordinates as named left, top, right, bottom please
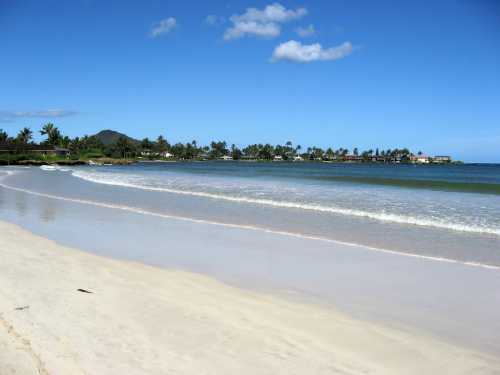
left=411, top=155, right=430, bottom=164
left=432, top=155, right=451, bottom=163
left=220, top=155, right=232, bottom=160
left=161, top=151, right=173, bottom=158
left=273, top=155, right=283, bottom=161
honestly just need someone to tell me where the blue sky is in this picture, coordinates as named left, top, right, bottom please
left=1, top=0, right=499, bottom=162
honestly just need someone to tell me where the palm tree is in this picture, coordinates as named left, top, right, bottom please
left=156, top=135, right=169, bottom=153
left=17, top=127, right=33, bottom=144
left=60, top=136, right=71, bottom=148
left=40, top=123, right=54, bottom=136
left=210, top=141, right=228, bottom=158
left=141, top=138, right=153, bottom=150
left=295, top=144, right=301, bottom=156
left=231, top=144, right=242, bottom=160
left=0, top=129, right=8, bottom=143
left=40, top=123, right=61, bottom=145
left=116, top=136, right=133, bottom=158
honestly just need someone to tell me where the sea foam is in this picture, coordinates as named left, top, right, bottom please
left=1, top=180, right=499, bottom=271
left=69, top=169, right=500, bottom=237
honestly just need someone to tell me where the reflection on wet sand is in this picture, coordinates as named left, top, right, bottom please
left=39, top=198, right=57, bottom=222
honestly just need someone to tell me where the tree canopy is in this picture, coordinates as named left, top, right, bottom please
left=0, top=124, right=436, bottom=163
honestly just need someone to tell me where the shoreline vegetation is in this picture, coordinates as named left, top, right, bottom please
left=1, top=125, right=458, bottom=166
left=1, top=220, right=499, bottom=374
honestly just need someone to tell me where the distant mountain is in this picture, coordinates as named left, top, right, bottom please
left=92, top=130, right=139, bottom=146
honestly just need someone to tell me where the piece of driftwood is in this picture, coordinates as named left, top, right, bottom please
left=14, top=305, right=29, bottom=311
left=77, top=289, right=93, bottom=294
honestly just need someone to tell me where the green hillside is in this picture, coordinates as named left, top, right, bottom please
left=92, top=130, right=139, bottom=146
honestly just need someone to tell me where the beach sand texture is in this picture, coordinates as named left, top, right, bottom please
left=1, top=221, right=499, bottom=375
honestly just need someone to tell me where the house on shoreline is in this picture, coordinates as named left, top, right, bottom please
left=432, top=155, right=452, bottom=163
left=161, top=151, right=173, bottom=158
left=409, top=155, right=452, bottom=164
left=139, top=150, right=173, bottom=159
left=410, top=155, right=430, bottom=164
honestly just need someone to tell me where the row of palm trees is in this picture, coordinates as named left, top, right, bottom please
left=0, top=124, right=424, bottom=161
left=0, top=123, right=66, bottom=146
left=0, top=127, right=34, bottom=144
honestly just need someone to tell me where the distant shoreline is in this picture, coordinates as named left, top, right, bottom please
left=0, top=157, right=467, bottom=166
left=1, top=128, right=460, bottom=165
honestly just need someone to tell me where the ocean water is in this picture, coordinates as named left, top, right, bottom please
left=1, top=162, right=500, bottom=267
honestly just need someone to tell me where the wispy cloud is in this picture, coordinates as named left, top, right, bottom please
left=296, top=24, right=315, bottom=37
left=272, top=40, right=353, bottom=63
left=149, top=17, right=177, bottom=38
left=224, top=3, right=307, bottom=40
left=0, top=109, right=78, bottom=123
left=205, top=15, right=224, bottom=26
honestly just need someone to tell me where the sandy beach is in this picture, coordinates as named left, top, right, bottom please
left=1, top=220, right=499, bottom=374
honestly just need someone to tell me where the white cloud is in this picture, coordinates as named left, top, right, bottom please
left=296, top=24, right=315, bottom=37
left=0, top=110, right=78, bottom=123
left=225, top=21, right=281, bottom=39
left=272, top=40, right=353, bottom=63
left=224, top=3, right=307, bottom=40
left=149, top=17, right=177, bottom=38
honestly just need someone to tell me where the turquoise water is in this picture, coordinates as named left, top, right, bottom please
left=69, top=162, right=500, bottom=235
left=124, top=162, right=500, bottom=190
left=1, top=162, right=500, bottom=266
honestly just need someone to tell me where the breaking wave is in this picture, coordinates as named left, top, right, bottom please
left=70, top=169, right=500, bottom=237
left=0, top=180, right=498, bottom=271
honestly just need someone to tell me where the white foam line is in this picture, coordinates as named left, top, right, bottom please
left=70, top=171, right=500, bottom=237
left=1, top=182, right=499, bottom=271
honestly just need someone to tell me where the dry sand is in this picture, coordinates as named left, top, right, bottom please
left=1, top=220, right=499, bottom=375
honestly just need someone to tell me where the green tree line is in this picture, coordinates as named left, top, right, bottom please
left=0, top=124, right=425, bottom=162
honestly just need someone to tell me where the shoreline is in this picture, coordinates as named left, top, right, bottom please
left=1, top=178, right=499, bottom=269
left=1, top=220, right=499, bottom=374
left=0, top=158, right=136, bottom=166
left=0, top=157, right=465, bottom=166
